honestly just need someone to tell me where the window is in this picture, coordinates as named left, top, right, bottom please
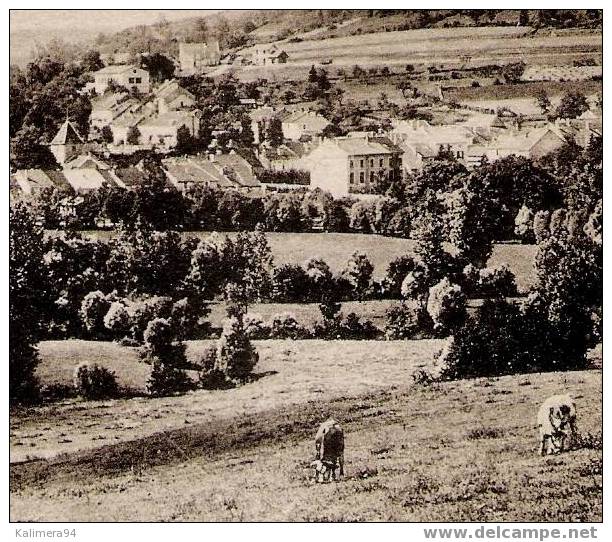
left=370, top=172, right=374, bottom=182
left=360, top=159, right=364, bottom=168
left=457, top=150, right=464, bottom=159
left=379, top=158, right=384, bottom=167
left=350, top=172, right=354, bottom=184
left=359, top=172, right=364, bottom=183
left=349, top=160, right=354, bottom=169
left=370, top=158, right=374, bottom=167
left=135, top=77, right=142, bottom=84
left=128, top=77, right=135, bottom=84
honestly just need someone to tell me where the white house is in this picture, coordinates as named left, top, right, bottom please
left=280, top=110, right=331, bottom=141
left=178, top=42, right=221, bottom=75
left=92, top=65, right=150, bottom=95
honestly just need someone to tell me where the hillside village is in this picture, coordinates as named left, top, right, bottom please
left=9, top=32, right=603, bottom=206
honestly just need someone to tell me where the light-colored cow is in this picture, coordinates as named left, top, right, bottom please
left=537, top=394, right=577, bottom=455
left=312, top=418, right=344, bottom=482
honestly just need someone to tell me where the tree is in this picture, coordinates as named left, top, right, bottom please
left=100, top=124, right=114, bottom=144
left=554, top=91, right=589, bottom=119
left=501, top=61, right=525, bottom=84
left=426, top=278, right=466, bottom=336
left=342, top=252, right=374, bottom=300
left=519, top=9, right=529, bottom=26
left=308, top=64, right=318, bottom=83
left=10, top=125, right=59, bottom=170
left=81, top=49, right=104, bottom=72
left=239, top=116, right=254, bottom=147
left=535, top=89, right=552, bottom=114
left=266, top=117, right=284, bottom=147
left=10, top=204, right=47, bottom=402
left=215, top=316, right=259, bottom=382
left=126, top=125, right=141, bottom=145
left=175, top=125, right=193, bottom=154
left=141, top=52, right=175, bottom=83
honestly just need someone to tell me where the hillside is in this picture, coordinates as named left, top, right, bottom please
left=86, top=9, right=602, bottom=59
left=11, top=366, right=602, bottom=521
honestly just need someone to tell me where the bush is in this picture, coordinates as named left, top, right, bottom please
left=103, top=301, right=131, bottom=339
left=143, top=318, right=176, bottom=358
left=141, top=317, right=192, bottom=396
left=426, top=278, right=466, bottom=336
left=216, top=317, right=259, bottom=382
left=73, top=363, right=119, bottom=400
left=270, top=312, right=308, bottom=339
left=147, top=360, right=194, bottom=397
left=437, top=299, right=588, bottom=381
left=243, top=313, right=271, bottom=340
left=477, top=266, right=517, bottom=297
left=385, top=301, right=430, bottom=339
left=271, top=264, right=309, bottom=302
left=129, top=296, right=173, bottom=342
left=340, top=313, right=379, bottom=340
left=80, top=291, right=114, bottom=337
left=171, top=297, right=206, bottom=340
left=463, top=265, right=517, bottom=298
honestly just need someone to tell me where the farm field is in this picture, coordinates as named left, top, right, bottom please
left=11, top=367, right=602, bottom=521
left=445, top=79, right=603, bottom=103
left=230, top=26, right=601, bottom=81
left=51, top=231, right=538, bottom=291
left=446, top=80, right=602, bottom=115
left=12, top=338, right=442, bottom=463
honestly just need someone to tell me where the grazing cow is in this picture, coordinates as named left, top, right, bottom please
left=312, top=418, right=344, bottom=482
left=537, top=394, right=577, bottom=456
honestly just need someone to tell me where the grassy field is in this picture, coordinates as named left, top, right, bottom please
left=230, top=26, right=601, bottom=81
left=12, top=339, right=441, bottom=463
left=58, top=231, right=538, bottom=291
left=447, top=80, right=602, bottom=116
left=11, top=367, right=602, bottom=521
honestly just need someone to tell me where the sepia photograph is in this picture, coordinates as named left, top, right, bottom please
left=8, top=6, right=603, bottom=524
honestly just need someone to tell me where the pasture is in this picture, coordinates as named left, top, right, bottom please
left=55, top=231, right=538, bottom=291
left=11, top=366, right=602, bottom=521
left=12, top=338, right=442, bottom=463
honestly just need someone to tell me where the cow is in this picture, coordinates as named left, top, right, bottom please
left=537, top=394, right=577, bottom=456
left=312, top=418, right=344, bottom=482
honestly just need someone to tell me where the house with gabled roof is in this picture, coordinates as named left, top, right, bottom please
left=154, top=80, right=196, bottom=113
left=280, top=110, right=331, bottom=141
left=252, top=43, right=289, bottom=65
left=49, top=119, right=85, bottom=165
left=92, top=65, right=150, bottom=95
left=178, top=42, right=221, bottom=75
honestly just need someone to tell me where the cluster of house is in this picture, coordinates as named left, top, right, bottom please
left=10, top=120, right=270, bottom=210
left=88, top=78, right=201, bottom=150
left=11, top=98, right=602, bottom=205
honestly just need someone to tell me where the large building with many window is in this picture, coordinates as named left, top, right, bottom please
left=303, top=134, right=403, bottom=197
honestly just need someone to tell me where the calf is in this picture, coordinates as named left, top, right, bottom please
left=537, top=394, right=577, bottom=456
left=312, top=418, right=344, bottom=482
